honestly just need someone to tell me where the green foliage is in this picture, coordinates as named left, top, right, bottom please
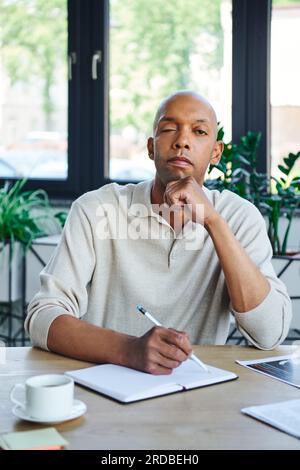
left=206, top=131, right=300, bottom=255
left=110, top=0, right=224, bottom=135
left=54, top=210, right=68, bottom=228
left=267, top=154, right=300, bottom=254
left=1, top=0, right=225, bottom=136
left=0, top=179, right=60, bottom=250
left=0, top=0, right=67, bottom=127
left=273, top=0, right=300, bottom=6
left=208, top=129, right=267, bottom=205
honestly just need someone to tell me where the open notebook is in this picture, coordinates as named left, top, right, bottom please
left=65, top=360, right=237, bottom=403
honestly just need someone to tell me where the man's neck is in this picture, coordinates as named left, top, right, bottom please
left=150, top=175, right=185, bottom=232
left=150, top=175, right=165, bottom=205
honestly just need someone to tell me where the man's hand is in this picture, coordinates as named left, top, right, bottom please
left=47, top=316, right=192, bottom=374
left=164, top=176, right=218, bottom=226
left=127, top=326, right=193, bottom=375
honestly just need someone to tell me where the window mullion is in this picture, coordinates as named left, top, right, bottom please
left=232, top=0, right=271, bottom=174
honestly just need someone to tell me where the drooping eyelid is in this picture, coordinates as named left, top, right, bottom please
left=159, top=124, right=177, bottom=132
left=194, top=127, right=208, bottom=134
left=158, top=120, right=211, bottom=134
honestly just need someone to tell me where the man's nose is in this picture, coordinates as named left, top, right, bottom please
left=172, top=130, right=190, bottom=150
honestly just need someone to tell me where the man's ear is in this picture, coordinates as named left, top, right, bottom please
left=147, top=137, right=154, bottom=161
left=210, top=140, right=224, bottom=166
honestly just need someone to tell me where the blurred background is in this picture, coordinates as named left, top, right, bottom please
left=1, top=0, right=299, bottom=185
left=0, top=0, right=299, bottom=346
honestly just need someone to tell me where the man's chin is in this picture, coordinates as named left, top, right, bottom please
left=158, top=169, right=191, bottom=185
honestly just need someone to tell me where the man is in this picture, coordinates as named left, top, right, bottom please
left=26, top=91, right=292, bottom=375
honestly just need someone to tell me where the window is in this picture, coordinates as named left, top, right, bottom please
left=109, top=0, right=232, bottom=181
left=0, top=0, right=68, bottom=181
left=0, top=0, right=279, bottom=198
left=271, top=0, right=300, bottom=179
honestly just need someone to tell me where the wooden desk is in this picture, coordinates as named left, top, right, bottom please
left=1, top=345, right=300, bottom=450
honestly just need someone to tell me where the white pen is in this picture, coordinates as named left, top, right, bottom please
left=136, top=305, right=209, bottom=372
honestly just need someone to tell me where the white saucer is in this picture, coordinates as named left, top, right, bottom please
left=12, top=399, right=87, bottom=423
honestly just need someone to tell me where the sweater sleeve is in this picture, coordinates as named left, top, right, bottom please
left=25, top=201, right=96, bottom=351
left=229, top=202, right=292, bottom=350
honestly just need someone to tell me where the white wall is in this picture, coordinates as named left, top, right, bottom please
left=272, top=256, right=300, bottom=330
left=265, top=216, right=300, bottom=330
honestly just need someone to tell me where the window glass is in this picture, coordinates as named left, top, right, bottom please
left=271, top=0, right=300, bottom=178
left=0, top=0, right=68, bottom=180
left=109, top=0, right=232, bottom=181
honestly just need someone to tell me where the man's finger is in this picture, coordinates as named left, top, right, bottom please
left=150, top=365, right=173, bottom=375
left=168, top=328, right=189, bottom=338
left=156, top=352, right=181, bottom=370
left=160, top=342, right=189, bottom=363
left=160, top=328, right=192, bottom=356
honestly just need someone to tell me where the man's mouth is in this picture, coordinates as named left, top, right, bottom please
left=167, top=156, right=193, bottom=167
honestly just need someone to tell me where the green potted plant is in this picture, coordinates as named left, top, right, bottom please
left=0, top=178, right=63, bottom=303
left=206, top=129, right=300, bottom=256
left=264, top=154, right=300, bottom=256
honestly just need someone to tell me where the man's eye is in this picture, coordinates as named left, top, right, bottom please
left=161, top=128, right=176, bottom=132
left=195, top=129, right=207, bottom=135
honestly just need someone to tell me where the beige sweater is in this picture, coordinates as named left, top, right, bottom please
left=26, top=179, right=292, bottom=350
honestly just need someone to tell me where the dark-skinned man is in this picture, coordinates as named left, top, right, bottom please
left=26, top=91, right=292, bottom=375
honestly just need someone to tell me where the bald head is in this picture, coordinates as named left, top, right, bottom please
left=153, top=90, right=218, bottom=139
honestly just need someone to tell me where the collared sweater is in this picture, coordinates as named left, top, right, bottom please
left=25, top=179, right=292, bottom=351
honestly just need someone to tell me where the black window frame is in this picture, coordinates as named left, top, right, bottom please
left=0, top=0, right=272, bottom=200
left=232, top=0, right=271, bottom=174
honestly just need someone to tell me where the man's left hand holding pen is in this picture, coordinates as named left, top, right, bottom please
left=124, top=327, right=193, bottom=375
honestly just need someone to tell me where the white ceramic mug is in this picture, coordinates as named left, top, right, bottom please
left=10, top=374, right=74, bottom=421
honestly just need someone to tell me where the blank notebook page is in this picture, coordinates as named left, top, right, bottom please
left=66, top=359, right=235, bottom=402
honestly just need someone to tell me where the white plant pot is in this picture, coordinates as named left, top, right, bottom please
left=0, top=242, right=24, bottom=302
